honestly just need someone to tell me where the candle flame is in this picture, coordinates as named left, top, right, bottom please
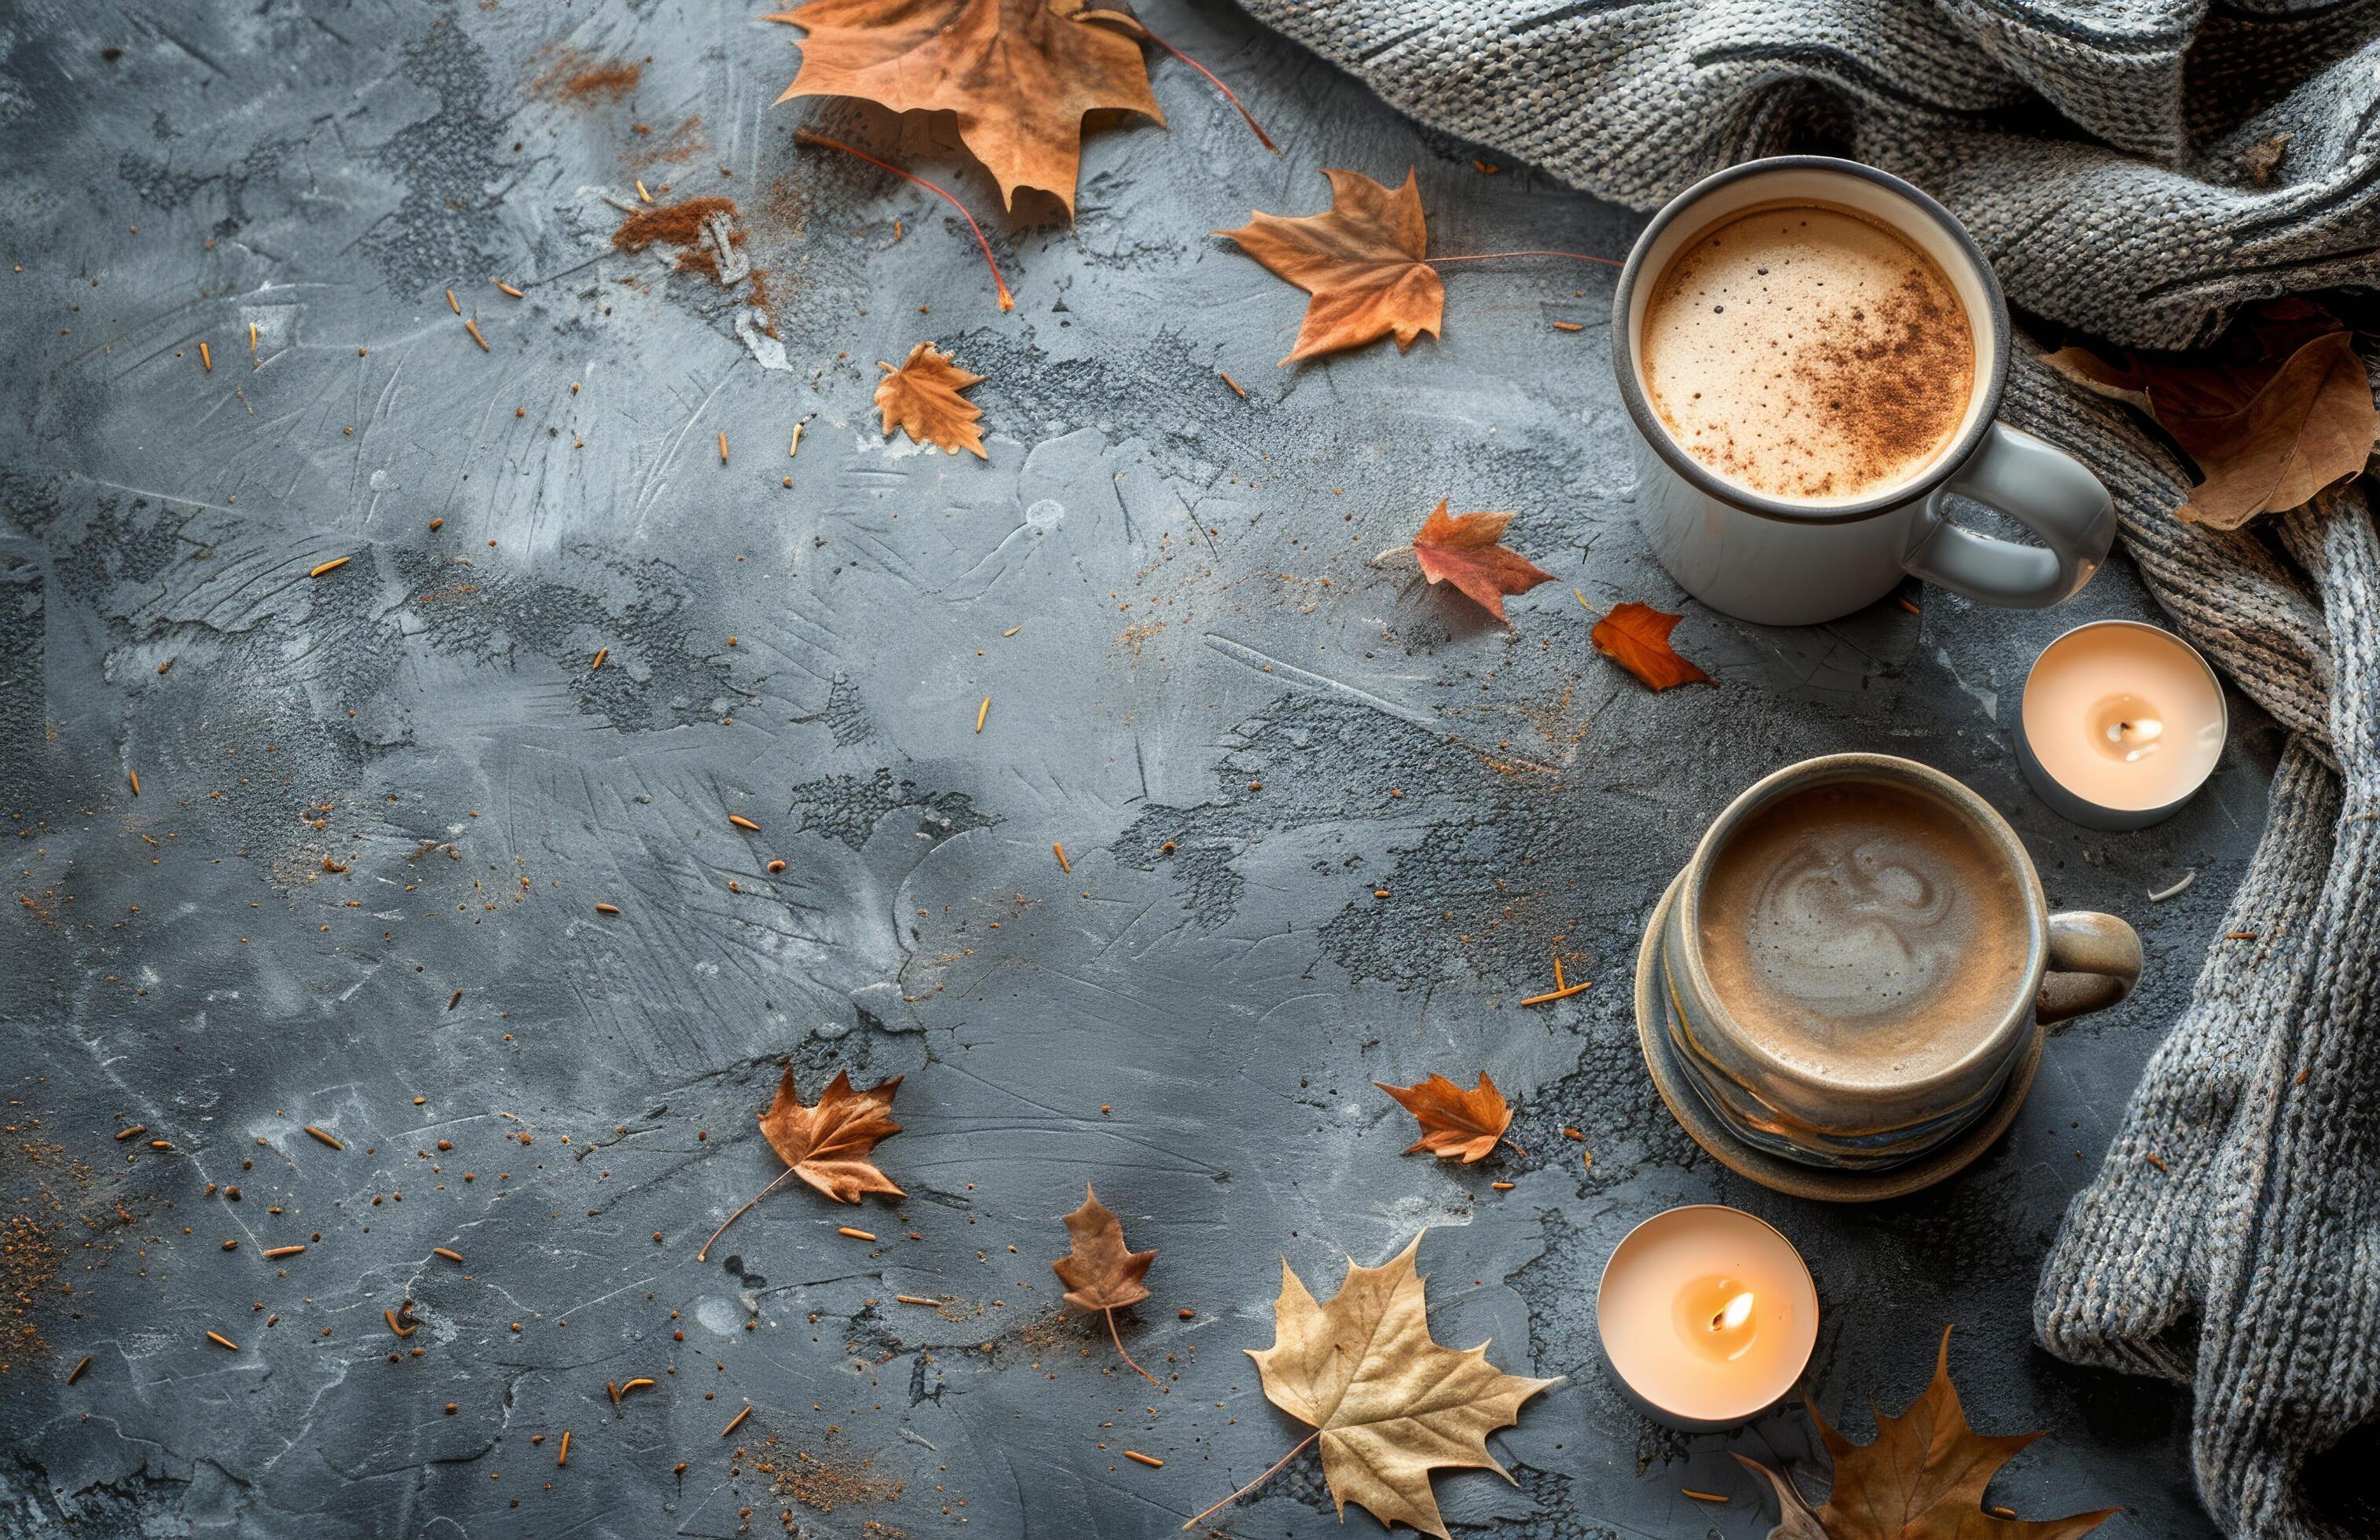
left=1711, top=1291, right=1755, bottom=1333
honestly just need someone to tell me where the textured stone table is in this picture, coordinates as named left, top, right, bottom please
left=1, top=3, right=2259, bottom=1535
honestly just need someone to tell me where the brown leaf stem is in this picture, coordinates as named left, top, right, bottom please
left=1138, top=27, right=1276, bottom=152
left=695, top=1165, right=799, bottom=1263
left=1106, top=1306, right=1162, bottom=1387
left=1180, top=1431, right=1320, bottom=1531
left=796, top=131, right=1016, bottom=311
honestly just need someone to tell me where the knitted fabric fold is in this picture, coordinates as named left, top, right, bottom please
left=1230, top=2, right=2380, bottom=1531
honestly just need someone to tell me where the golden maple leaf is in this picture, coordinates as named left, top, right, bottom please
left=1375, top=1072, right=1513, bottom=1163
left=760, top=1067, right=906, bottom=1203
left=1194, top=1232, right=1557, bottom=1538
left=1410, top=502, right=1555, bottom=624
left=768, top=0, right=1164, bottom=214
left=1051, top=1183, right=1160, bottom=1384
left=875, top=343, right=987, bottom=459
left=1736, top=1326, right=2118, bottom=1540
left=1590, top=600, right=1711, bottom=691
left=1220, top=167, right=1444, bottom=365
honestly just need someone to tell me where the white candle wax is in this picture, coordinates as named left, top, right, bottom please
left=1596, top=1206, right=1817, bottom=1428
left=2021, top=622, right=2223, bottom=816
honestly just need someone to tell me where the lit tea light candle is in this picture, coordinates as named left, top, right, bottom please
left=1595, top=1205, right=1817, bottom=1428
left=2017, top=621, right=2225, bottom=831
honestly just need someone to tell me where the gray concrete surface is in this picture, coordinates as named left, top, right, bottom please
left=0, top=2, right=2261, bottom=1535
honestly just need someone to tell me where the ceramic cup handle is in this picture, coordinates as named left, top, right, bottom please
left=1904, top=424, right=2115, bottom=609
left=2036, top=911, right=2143, bottom=1025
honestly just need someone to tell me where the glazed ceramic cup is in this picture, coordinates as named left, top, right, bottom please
left=1658, top=754, right=2140, bottom=1170
left=1612, top=156, right=2118, bottom=627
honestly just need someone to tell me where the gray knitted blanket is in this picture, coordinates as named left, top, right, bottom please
left=1229, top=2, right=2380, bottom=1534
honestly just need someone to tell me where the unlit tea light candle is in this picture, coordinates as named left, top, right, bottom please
left=1596, top=1205, right=1817, bottom=1428
left=2017, top=621, right=2224, bottom=831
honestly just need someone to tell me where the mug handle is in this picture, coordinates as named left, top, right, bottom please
left=1902, top=423, right=2115, bottom=609
left=2036, top=911, right=2143, bottom=1025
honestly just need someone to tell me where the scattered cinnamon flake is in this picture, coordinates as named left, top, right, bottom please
left=156, top=660, right=171, bottom=674
left=1519, top=981, right=1590, bottom=1006
left=434, top=1246, right=464, bottom=1262
left=496, top=280, right=524, bottom=298
left=127, top=767, right=141, bottom=797
left=1549, top=321, right=1583, bottom=332
left=895, top=1295, right=940, bottom=1307
left=728, top=814, right=761, bottom=832
left=206, top=1331, right=238, bottom=1351
left=558, top=1429, right=572, bottom=1466
left=303, top=1125, right=344, bottom=1150
left=308, top=556, right=351, bottom=578
left=1990, top=1507, right=2019, bottom=1520
left=446, top=289, right=460, bottom=314
left=636, top=178, right=652, bottom=204
left=718, top=430, right=729, bottom=464
left=607, top=1380, right=621, bottom=1405
left=66, top=1356, right=90, bottom=1384
left=620, top=1377, right=655, bottom=1397
left=721, top=1404, right=752, bottom=1437
left=114, top=1124, right=146, bottom=1141
left=1491, top=1181, right=1514, bottom=1191
left=248, top=322, right=258, bottom=358
left=2295, top=1066, right=2311, bottom=1085
left=591, top=647, right=608, bottom=670
left=1124, top=1450, right=1164, bottom=1468
left=838, top=1226, right=877, bottom=1241
left=1053, top=842, right=1071, bottom=874
left=1899, top=597, right=1923, bottom=615
left=263, top=1245, right=305, bottom=1258
left=1561, top=1127, right=1583, bottom=1141
left=1682, top=1489, right=1728, bottom=1503
left=1003, top=625, right=1021, bottom=637
left=595, top=902, right=621, bottom=915
left=199, top=340, right=212, bottom=372
left=447, top=989, right=463, bottom=1011
left=463, top=318, right=490, bottom=351
left=2144, top=1152, right=2169, bottom=1172
left=386, top=1307, right=418, bottom=1338
left=2226, top=930, right=2260, bottom=940
left=1219, top=371, right=1246, bottom=398
left=976, top=697, right=990, bottom=734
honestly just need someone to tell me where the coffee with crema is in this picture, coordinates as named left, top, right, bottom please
left=1641, top=201, right=1975, bottom=502
left=1696, top=780, right=2030, bottom=1087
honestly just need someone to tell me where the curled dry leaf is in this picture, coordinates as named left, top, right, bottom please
left=1052, top=1183, right=1161, bottom=1385
left=1375, top=1072, right=1512, bottom=1163
left=1191, top=1232, right=1557, bottom=1538
left=2041, top=301, right=2376, bottom=530
left=1221, top=167, right=1443, bottom=365
left=769, top=0, right=1162, bottom=214
left=1735, top=1326, right=2118, bottom=1540
left=1591, top=600, right=1711, bottom=691
left=876, top=343, right=987, bottom=459
left=761, top=1067, right=906, bottom=1203
left=1408, top=501, right=1555, bottom=623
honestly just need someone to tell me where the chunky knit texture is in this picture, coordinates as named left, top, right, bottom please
left=1230, top=2, right=2380, bottom=1534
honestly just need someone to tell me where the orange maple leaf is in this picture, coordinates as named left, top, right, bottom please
left=698, top=1067, right=905, bottom=1260
left=1375, top=1073, right=1513, bottom=1164
left=876, top=343, right=987, bottom=459
left=1590, top=601, right=1710, bottom=691
left=1736, top=1326, right=2118, bottom=1540
left=1408, top=502, right=1555, bottom=623
left=1052, top=1183, right=1160, bottom=1384
left=768, top=0, right=1163, bottom=214
left=1221, top=168, right=1443, bottom=365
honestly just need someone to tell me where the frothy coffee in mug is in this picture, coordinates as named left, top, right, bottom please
left=1695, top=780, right=2030, bottom=1085
left=1641, top=201, right=1974, bottom=502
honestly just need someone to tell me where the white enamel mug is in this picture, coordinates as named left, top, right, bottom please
left=1611, top=157, right=2115, bottom=628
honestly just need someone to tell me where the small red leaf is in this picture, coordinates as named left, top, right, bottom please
left=1410, top=501, right=1555, bottom=623
left=1592, top=602, right=1710, bottom=691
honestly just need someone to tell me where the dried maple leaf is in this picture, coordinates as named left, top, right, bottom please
left=875, top=343, right=987, bottom=459
left=2041, top=302, right=2376, bottom=530
left=1221, top=167, right=1444, bottom=365
left=1375, top=1072, right=1512, bottom=1163
left=1591, top=600, right=1711, bottom=691
left=1051, top=1183, right=1160, bottom=1384
left=697, top=1068, right=904, bottom=1260
left=1186, top=1231, right=1557, bottom=1538
left=1736, top=1326, right=2118, bottom=1540
left=1403, top=501, right=1555, bottom=623
left=769, top=0, right=1162, bottom=214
